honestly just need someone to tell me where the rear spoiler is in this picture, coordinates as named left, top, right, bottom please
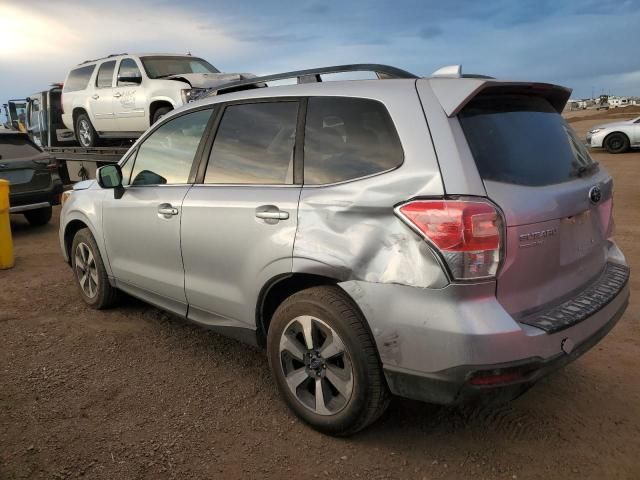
left=427, top=77, right=572, bottom=117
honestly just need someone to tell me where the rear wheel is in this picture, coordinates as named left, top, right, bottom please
left=24, top=206, right=52, bottom=226
left=267, top=286, right=389, bottom=436
left=71, top=228, right=118, bottom=309
left=75, top=113, right=99, bottom=147
left=604, top=132, right=630, bottom=154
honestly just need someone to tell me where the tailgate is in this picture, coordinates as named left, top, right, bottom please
left=457, top=88, right=614, bottom=316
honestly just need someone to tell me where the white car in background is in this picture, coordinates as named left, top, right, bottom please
left=61, top=53, right=252, bottom=147
left=587, top=116, right=640, bottom=153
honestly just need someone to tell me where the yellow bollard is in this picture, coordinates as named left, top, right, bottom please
left=0, top=179, right=14, bottom=269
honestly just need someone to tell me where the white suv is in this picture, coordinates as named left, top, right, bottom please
left=61, top=53, right=251, bottom=147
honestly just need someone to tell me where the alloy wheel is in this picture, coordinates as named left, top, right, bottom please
left=279, top=315, right=354, bottom=416
left=78, top=119, right=92, bottom=146
left=74, top=242, right=98, bottom=298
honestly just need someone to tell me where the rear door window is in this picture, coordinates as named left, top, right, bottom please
left=63, top=65, right=96, bottom=92
left=303, top=97, right=403, bottom=184
left=204, top=102, right=298, bottom=184
left=130, top=109, right=212, bottom=185
left=96, top=61, right=116, bottom=88
left=459, top=94, right=597, bottom=186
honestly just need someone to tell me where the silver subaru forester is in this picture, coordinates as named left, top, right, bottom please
left=59, top=64, right=630, bottom=436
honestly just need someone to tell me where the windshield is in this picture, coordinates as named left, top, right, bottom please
left=140, top=56, right=219, bottom=79
left=459, top=94, right=597, bottom=186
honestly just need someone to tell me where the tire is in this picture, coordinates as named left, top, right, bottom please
left=75, top=113, right=99, bottom=147
left=70, top=228, right=118, bottom=309
left=604, top=132, right=630, bottom=154
left=267, top=286, right=390, bottom=436
left=152, top=106, right=172, bottom=124
left=23, top=206, right=52, bottom=226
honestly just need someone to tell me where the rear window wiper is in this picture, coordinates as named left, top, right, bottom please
left=574, top=162, right=599, bottom=177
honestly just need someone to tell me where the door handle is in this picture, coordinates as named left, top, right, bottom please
left=91, top=94, right=99, bottom=100
left=158, top=204, right=179, bottom=217
left=113, top=92, right=122, bottom=98
left=255, top=205, right=289, bottom=222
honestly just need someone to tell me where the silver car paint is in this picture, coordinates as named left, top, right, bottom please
left=59, top=75, right=630, bottom=401
left=181, top=185, right=301, bottom=330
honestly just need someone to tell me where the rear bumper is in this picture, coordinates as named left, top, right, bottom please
left=9, top=177, right=63, bottom=212
left=383, top=292, right=628, bottom=405
left=339, top=242, right=630, bottom=406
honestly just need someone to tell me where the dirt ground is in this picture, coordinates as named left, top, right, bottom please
left=1, top=110, right=639, bottom=480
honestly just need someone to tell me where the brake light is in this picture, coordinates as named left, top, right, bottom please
left=396, top=200, right=503, bottom=280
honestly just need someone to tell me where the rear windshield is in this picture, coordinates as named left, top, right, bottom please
left=63, top=65, right=96, bottom=92
left=140, top=56, right=219, bottom=79
left=459, top=94, right=597, bottom=186
left=0, top=134, right=42, bottom=159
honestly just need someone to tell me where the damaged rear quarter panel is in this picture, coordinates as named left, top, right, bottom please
left=292, top=84, right=448, bottom=289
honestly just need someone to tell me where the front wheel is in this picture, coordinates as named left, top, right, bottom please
left=604, top=133, right=630, bottom=154
left=152, top=106, right=172, bottom=124
left=267, top=286, right=390, bottom=436
left=71, top=228, right=118, bottom=309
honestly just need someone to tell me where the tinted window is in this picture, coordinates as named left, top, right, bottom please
left=140, top=56, right=219, bottom=79
left=96, top=61, right=116, bottom=88
left=459, top=94, right=597, bottom=186
left=205, top=102, right=298, bottom=184
left=63, top=65, right=96, bottom=92
left=130, top=109, right=212, bottom=186
left=304, top=97, right=403, bottom=185
left=0, top=134, right=42, bottom=159
left=117, top=59, right=142, bottom=86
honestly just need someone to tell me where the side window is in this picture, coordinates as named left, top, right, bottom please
left=96, top=61, right=116, bottom=88
left=117, top=59, right=142, bottom=86
left=63, top=65, right=96, bottom=92
left=205, top=102, right=298, bottom=184
left=130, top=109, right=212, bottom=186
left=304, top=97, right=403, bottom=184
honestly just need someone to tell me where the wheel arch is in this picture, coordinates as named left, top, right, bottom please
left=604, top=130, right=630, bottom=146
left=149, top=99, right=175, bottom=125
left=72, top=107, right=89, bottom=129
left=63, top=218, right=91, bottom=263
left=256, top=273, right=341, bottom=347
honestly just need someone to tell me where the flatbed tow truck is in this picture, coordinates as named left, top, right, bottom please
left=8, top=84, right=131, bottom=183
left=43, top=145, right=128, bottom=183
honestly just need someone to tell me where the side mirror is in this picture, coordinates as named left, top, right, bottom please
left=117, top=73, right=142, bottom=85
left=97, top=164, right=125, bottom=199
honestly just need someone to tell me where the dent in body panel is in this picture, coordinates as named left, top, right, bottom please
left=293, top=172, right=449, bottom=289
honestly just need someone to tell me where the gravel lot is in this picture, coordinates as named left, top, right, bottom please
left=1, top=111, right=639, bottom=479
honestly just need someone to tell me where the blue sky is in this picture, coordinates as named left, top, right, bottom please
left=1, top=0, right=639, bottom=115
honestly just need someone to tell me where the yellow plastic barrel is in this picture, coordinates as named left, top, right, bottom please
left=0, top=179, right=14, bottom=269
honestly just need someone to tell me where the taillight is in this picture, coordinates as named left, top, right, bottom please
left=396, top=200, right=503, bottom=280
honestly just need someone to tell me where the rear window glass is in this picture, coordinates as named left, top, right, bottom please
left=459, top=94, right=597, bottom=186
left=0, top=134, right=42, bottom=159
left=63, top=65, right=96, bottom=92
left=304, top=97, right=403, bottom=184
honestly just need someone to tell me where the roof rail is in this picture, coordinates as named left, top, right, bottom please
left=201, top=64, right=417, bottom=99
left=79, top=53, right=128, bottom=65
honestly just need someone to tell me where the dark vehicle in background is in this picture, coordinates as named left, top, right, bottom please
left=0, top=131, right=63, bottom=225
